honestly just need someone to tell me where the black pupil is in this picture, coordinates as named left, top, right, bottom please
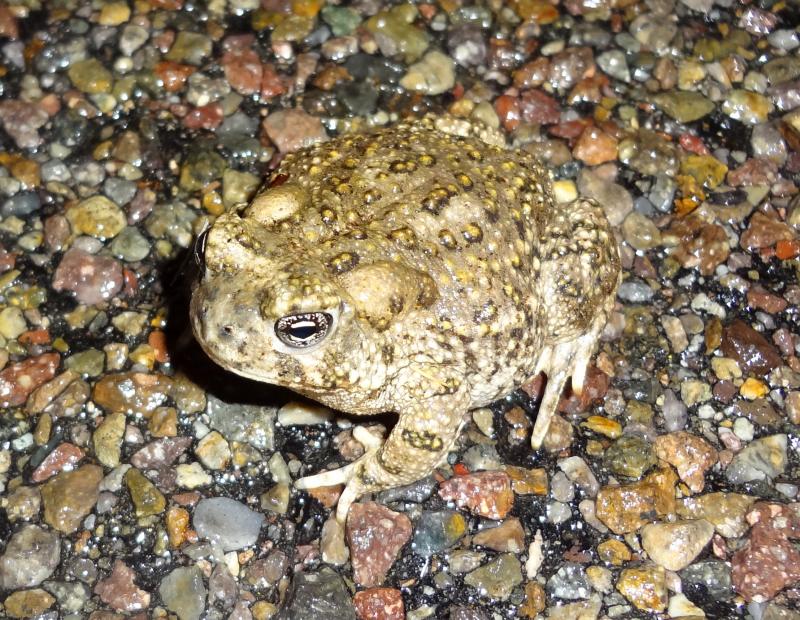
left=289, top=323, right=318, bottom=340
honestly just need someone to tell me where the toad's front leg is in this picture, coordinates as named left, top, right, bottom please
left=296, top=375, right=469, bottom=522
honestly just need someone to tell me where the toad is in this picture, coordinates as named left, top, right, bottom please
left=190, top=116, right=620, bottom=521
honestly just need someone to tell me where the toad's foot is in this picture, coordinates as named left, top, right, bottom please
left=530, top=314, right=608, bottom=450
left=297, top=379, right=469, bottom=522
left=295, top=425, right=385, bottom=521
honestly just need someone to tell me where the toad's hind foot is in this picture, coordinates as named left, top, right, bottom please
left=296, top=385, right=468, bottom=522
left=530, top=316, right=607, bottom=450
left=294, top=425, right=384, bottom=522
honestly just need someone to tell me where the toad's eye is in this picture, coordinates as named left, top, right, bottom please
left=275, top=312, right=333, bottom=348
left=194, top=227, right=210, bottom=267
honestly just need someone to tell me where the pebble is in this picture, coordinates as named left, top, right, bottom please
left=597, top=49, right=630, bottom=82
left=93, top=412, right=125, bottom=468
left=504, top=465, right=547, bottom=495
left=278, top=567, right=357, bottom=620
left=68, top=58, right=113, bottom=94
left=519, top=90, right=561, bottom=125
left=400, top=50, right=455, bottom=95
left=347, top=502, right=412, bottom=587
left=573, top=126, right=618, bottom=166
left=194, top=430, right=231, bottom=470
left=546, top=597, right=602, bottom=620
left=678, top=492, right=755, bottom=538
left=353, top=588, right=404, bottom=620
left=595, top=468, right=677, bottom=534
left=364, top=5, right=430, bottom=63
left=653, top=91, right=715, bottom=123
left=547, top=562, right=590, bottom=600
left=577, top=169, right=633, bottom=226
left=0, top=101, right=49, bottom=149
left=262, top=108, right=328, bottom=154
left=166, top=32, right=212, bottom=66
left=720, top=319, right=782, bottom=378
left=597, top=539, right=631, bottom=566
left=0, top=352, right=60, bottom=408
left=193, top=497, right=265, bottom=551
left=722, top=90, right=774, bottom=124
left=52, top=248, right=123, bottom=305
left=617, top=278, right=654, bottom=303
left=682, top=565, right=734, bottom=615
left=5, top=486, right=41, bottom=521
left=641, top=519, right=715, bottom=571
left=558, top=457, right=599, bottom=496
left=412, top=511, right=467, bottom=556
left=124, top=467, right=165, bottom=517
left=0, top=525, right=61, bottom=590
left=661, top=389, right=688, bottom=431
left=205, top=395, right=275, bottom=452
left=740, top=212, right=795, bottom=251
left=320, top=516, right=349, bottom=565
left=463, top=554, right=523, bottom=601
left=244, top=550, right=288, bottom=589
left=438, top=471, right=513, bottom=519
left=4, top=588, right=55, bottom=618
left=731, top=502, right=800, bottom=602
left=159, top=566, right=207, bottom=620
left=32, top=442, right=84, bottom=483
left=616, top=564, right=667, bottom=612
left=622, top=211, right=662, bottom=251
left=653, top=431, right=717, bottom=493
left=2, top=191, right=41, bottom=218
left=119, top=24, right=148, bottom=55
left=604, top=435, right=656, bottom=478
left=725, top=434, right=788, bottom=484
left=472, top=517, right=525, bottom=553
left=93, top=561, right=150, bottom=612
left=321, top=6, right=362, bottom=37
left=44, top=580, right=90, bottom=614
left=41, top=464, right=103, bottom=533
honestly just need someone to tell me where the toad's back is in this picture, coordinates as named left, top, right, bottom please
left=271, top=116, right=612, bottom=403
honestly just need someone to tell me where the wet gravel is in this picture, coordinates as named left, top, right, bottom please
left=0, top=1, right=799, bottom=619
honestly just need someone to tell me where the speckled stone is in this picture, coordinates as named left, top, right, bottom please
left=438, top=471, right=514, bottom=519
left=616, top=564, right=667, bottom=612
left=347, top=502, right=412, bottom=587
left=0, top=525, right=61, bottom=589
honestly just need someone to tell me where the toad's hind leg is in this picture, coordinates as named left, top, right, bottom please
left=296, top=377, right=469, bottom=522
left=530, top=198, right=620, bottom=449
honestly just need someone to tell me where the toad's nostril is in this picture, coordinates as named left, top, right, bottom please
left=220, top=325, right=234, bottom=338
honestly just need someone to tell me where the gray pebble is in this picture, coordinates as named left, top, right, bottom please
left=618, top=278, right=655, bottom=303
left=41, top=159, right=72, bottom=182
left=276, top=567, right=356, bottom=620
left=159, top=566, right=207, bottom=620
left=547, top=562, right=590, bottom=600
left=193, top=497, right=265, bottom=551
left=103, top=177, right=138, bottom=206
left=1, top=191, right=40, bottom=217
left=597, top=50, right=630, bottom=82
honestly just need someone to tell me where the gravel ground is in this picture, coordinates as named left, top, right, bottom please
left=0, top=1, right=798, bottom=619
